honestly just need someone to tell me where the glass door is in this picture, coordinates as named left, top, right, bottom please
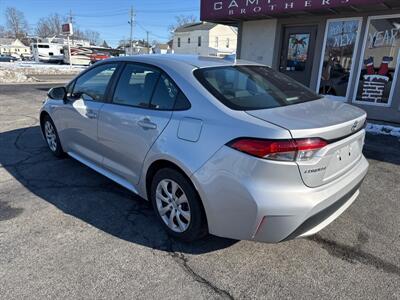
left=279, top=26, right=317, bottom=87
left=317, top=18, right=362, bottom=101
left=353, top=14, right=400, bottom=107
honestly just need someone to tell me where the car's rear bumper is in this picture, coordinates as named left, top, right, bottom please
left=191, top=146, right=368, bottom=243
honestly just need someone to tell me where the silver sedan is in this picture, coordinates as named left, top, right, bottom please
left=40, top=55, right=368, bottom=242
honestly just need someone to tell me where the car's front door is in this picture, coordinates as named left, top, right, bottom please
left=56, top=63, right=118, bottom=166
left=98, top=63, right=179, bottom=185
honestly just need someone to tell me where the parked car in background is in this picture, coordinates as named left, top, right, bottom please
left=90, top=52, right=111, bottom=65
left=64, top=46, right=113, bottom=66
left=39, top=55, right=368, bottom=243
left=0, top=55, right=18, bottom=62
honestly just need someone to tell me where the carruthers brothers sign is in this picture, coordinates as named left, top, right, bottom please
left=201, top=0, right=385, bottom=20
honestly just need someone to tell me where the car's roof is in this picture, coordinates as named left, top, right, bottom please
left=107, top=54, right=262, bottom=69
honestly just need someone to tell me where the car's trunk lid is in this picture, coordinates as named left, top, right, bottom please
left=246, top=98, right=367, bottom=187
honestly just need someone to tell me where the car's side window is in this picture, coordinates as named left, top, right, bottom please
left=149, top=74, right=179, bottom=110
left=113, top=64, right=161, bottom=108
left=72, top=63, right=117, bottom=101
left=174, top=91, right=191, bottom=110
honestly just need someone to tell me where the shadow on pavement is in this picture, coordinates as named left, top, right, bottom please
left=363, top=133, right=400, bottom=165
left=2, top=126, right=398, bottom=254
left=0, top=126, right=237, bottom=254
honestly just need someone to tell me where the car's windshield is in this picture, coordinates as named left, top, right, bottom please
left=194, top=65, right=322, bottom=110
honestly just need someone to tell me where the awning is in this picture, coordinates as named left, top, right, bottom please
left=201, top=0, right=399, bottom=22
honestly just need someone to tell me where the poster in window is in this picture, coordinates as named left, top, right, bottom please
left=356, top=16, right=400, bottom=105
left=319, top=19, right=361, bottom=98
left=286, top=34, right=310, bottom=71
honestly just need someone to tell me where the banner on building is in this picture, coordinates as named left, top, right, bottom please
left=201, top=0, right=385, bottom=21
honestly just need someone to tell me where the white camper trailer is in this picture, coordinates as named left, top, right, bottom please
left=31, top=42, right=64, bottom=63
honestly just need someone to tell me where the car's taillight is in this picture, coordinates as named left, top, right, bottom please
left=227, top=138, right=327, bottom=161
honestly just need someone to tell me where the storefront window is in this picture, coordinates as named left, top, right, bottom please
left=318, top=18, right=361, bottom=100
left=286, top=34, right=310, bottom=72
left=354, top=15, right=400, bottom=106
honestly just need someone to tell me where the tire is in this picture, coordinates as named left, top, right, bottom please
left=42, top=115, right=65, bottom=158
left=150, top=168, right=208, bottom=242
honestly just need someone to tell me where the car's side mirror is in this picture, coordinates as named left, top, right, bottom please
left=47, top=87, right=67, bottom=101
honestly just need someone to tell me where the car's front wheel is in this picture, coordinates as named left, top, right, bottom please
left=150, top=168, right=207, bottom=242
left=42, top=115, right=65, bottom=158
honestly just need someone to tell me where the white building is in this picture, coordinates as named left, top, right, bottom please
left=152, top=43, right=172, bottom=54
left=172, top=22, right=237, bottom=57
left=0, top=38, right=31, bottom=59
left=119, top=40, right=151, bottom=55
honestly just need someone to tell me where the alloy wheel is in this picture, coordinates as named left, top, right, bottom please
left=44, top=121, right=57, bottom=152
left=155, top=179, right=191, bottom=233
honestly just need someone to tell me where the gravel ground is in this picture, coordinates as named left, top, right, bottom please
left=0, top=84, right=399, bottom=299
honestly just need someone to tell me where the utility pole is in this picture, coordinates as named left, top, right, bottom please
left=67, top=10, right=73, bottom=67
left=146, top=31, right=149, bottom=54
left=128, top=6, right=135, bottom=55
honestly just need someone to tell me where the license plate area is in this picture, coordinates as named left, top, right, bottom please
left=297, top=130, right=365, bottom=187
left=323, top=138, right=363, bottom=182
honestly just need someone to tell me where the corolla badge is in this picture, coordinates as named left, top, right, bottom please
left=351, top=121, right=359, bottom=132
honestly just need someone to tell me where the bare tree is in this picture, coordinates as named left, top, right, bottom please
left=168, top=14, right=197, bottom=36
left=5, top=7, right=28, bottom=39
left=36, top=13, right=66, bottom=38
left=0, top=25, right=7, bottom=38
left=84, top=29, right=101, bottom=45
left=72, top=27, right=85, bottom=40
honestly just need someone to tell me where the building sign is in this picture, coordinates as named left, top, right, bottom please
left=62, top=23, right=73, bottom=36
left=318, top=18, right=361, bottom=99
left=201, top=0, right=384, bottom=21
left=354, top=15, right=400, bottom=106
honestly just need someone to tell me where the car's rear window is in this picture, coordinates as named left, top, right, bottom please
left=194, top=65, right=321, bottom=110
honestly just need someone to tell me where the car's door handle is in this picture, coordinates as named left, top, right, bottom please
left=86, top=110, right=97, bottom=119
left=137, top=117, right=157, bottom=130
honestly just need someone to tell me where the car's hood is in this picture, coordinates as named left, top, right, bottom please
left=245, top=98, right=367, bottom=140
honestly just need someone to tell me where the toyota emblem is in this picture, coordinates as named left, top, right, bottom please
left=351, top=121, right=359, bottom=132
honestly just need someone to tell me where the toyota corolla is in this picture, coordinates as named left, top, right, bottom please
left=40, top=55, right=368, bottom=242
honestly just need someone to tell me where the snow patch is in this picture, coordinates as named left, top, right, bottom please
left=0, top=61, right=85, bottom=83
left=366, top=123, right=400, bottom=138
left=0, top=62, right=84, bottom=74
left=0, top=69, right=37, bottom=83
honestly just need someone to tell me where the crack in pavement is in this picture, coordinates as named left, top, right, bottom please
left=168, top=242, right=234, bottom=299
left=310, top=234, right=400, bottom=277
left=123, top=206, right=235, bottom=299
left=171, top=252, right=234, bottom=299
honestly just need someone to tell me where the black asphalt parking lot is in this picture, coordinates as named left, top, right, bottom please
left=0, top=84, right=399, bottom=299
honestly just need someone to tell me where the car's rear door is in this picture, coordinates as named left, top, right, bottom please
left=98, top=62, right=179, bottom=185
left=54, top=63, right=119, bottom=166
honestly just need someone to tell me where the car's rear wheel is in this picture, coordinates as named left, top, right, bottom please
left=42, top=115, right=65, bottom=158
left=150, top=168, right=207, bottom=242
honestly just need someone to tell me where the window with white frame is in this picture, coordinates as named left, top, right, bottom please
left=353, top=14, right=400, bottom=106
left=317, top=18, right=362, bottom=101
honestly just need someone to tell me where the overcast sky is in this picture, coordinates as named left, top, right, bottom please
left=0, top=0, right=200, bottom=46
